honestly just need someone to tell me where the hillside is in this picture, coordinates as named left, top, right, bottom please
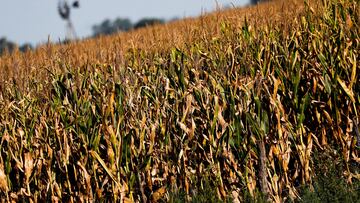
left=0, top=0, right=309, bottom=86
left=0, top=0, right=359, bottom=202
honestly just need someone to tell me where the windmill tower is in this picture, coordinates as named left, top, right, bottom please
left=58, top=0, right=79, bottom=41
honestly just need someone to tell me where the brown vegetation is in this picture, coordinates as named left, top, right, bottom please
left=0, top=0, right=359, bottom=202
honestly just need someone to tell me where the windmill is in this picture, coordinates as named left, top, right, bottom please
left=58, top=0, right=80, bottom=41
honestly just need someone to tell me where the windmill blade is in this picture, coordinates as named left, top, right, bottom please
left=72, top=1, right=80, bottom=8
left=58, top=0, right=70, bottom=20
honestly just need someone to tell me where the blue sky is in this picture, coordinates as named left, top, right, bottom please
left=0, top=0, right=249, bottom=45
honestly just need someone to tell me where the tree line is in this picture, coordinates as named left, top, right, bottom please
left=0, top=38, right=32, bottom=56
left=92, top=17, right=165, bottom=37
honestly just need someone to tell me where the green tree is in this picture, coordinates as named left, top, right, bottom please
left=134, top=18, right=164, bottom=29
left=113, top=18, right=132, bottom=32
left=92, top=18, right=132, bottom=36
left=19, top=43, right=33, bottom=52
left=0, top=37, right=33, bottom=56
left=0, top=37, right=16, bottom=55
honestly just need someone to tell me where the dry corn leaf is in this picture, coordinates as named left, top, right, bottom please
left=349, top=54, right=357, bottom=89
left=24, top=152, right=34, bottom=184
left=148, top=125, right=157, bottom=154
left=217, top=107, right=228, bottom=136
left=123, top=197, right=134, bottom=203
left=151, top=186, right=166, bottom=202
left=346, top=14, right=353, bottom=28
left=0, top=163, right=8, bottom=193
left=90, top=150, right=120, bottom=187
left=337, top=77, right=355, bottom=103
left=178, top=120, right=190, bottom=135
left=77, top=162, right=92, bottom=197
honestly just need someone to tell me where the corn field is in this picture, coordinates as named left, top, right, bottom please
left=0, top=0, right=359, bottom=202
